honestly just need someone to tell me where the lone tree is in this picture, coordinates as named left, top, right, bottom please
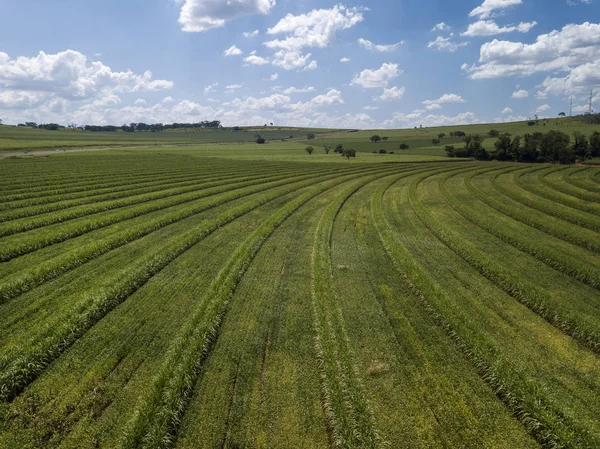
left=382, top=136, right=389, bottom=141
left=558, top=112, right=566, bottom=117
left=256, top=135, right=266, bottom=144
left=335, top=143, right=344, bottom=153
left=324, top=145, right=331, bottom=154
left=488, top=129, right=500, bottom=138
left=432, top=138, right=441, bottom=146
left=307, top=133, right=316, bottom=140
left=370, top=135, right=381, bottom=143
left=399, top=143, right=410, bottom=150
left=438, top=133, right=446, bottom=140
left=445, top=145, right=455, bottom=157
left=342, top=148, right=356, bottom=159
left=305, top=146, right=314, bottom=155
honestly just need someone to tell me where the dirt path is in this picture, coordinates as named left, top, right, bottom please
left=0, top=144, right=199, bottom=159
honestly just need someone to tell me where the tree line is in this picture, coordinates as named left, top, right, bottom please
left=445, top=130, right=600, bottom=164
left=16, top=121, right=223, bottom=132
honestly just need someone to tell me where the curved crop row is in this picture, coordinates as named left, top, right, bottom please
left=562, top=167, right=600, bottom=194
left=0, top=166, right=195, bottom=201
left=439, top=171, right=600, bottom=290
left=490, top=169, right=600, bottom=233
left=0, top=168, right=321, bottom=262
left=310, top=174, right=392, bottom=449
left=0, top=160, right=292, bottom=209
left=515, top=169, right=600, bottom=216
left=411, top=170, right=600, bottom=355
left=0, top=167, right=364, bottom=303
left=117, top=166, right=397, bottom=449
left=371, top=169, right=576, bottom=449
left=465, top=169, right=600, bottom=253
left=0, top=167, right=293, bottom=236
left=540, top=168, right=600, bottom=203
left=0, top=166, right=384, bottom=404
left=0, top=167, right=248, bottom=216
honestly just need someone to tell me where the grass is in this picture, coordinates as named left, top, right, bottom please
left=0, top=132, right=599, bottom=448
left=0, top=125, right=342, bottom=152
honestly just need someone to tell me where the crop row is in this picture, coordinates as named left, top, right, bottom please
left=562, top=167, right=600, bottom=194
left=0, top=165, right=199, bottom=200
left=0, top=159, right=296, bottom=207
left=490, top=169, right=600, bottom=232
left=0, top=165, right=297, bottom=236
left=0, top=167, right=325, bottom=262
left=540, top=168, right=600, bottom=203
left=372, top=168, right=595, bottom=449
left=515, top=169, right=600, bottom=216
left=0, top=159, right=271, bottom=204
left=0, top=166, right=255, bottom=215
left=411, top=169, right=600, bottom=354
left=0, top=166, right=363, bottom=302
left=329, top=175, right=538, bottom=448
left=117, top=166, right=399, bottom=449
left=310, top=175, right=388, bottom=449
left=0, top=165, right=391, bottom=403
left=438, top=171, right=600, bottom=290
left=464, top=168, right=600, bottom=253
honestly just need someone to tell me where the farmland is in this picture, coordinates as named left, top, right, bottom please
left=0, top=138, right=599, bottom=449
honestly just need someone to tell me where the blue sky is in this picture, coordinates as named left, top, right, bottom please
left=0, top=0, right=599, bottom=128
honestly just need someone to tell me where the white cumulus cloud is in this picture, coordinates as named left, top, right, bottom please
left=422, top=94, right=466, bottom=109
left=178, top=0, right=275, bottom=32
left=431, top=22, right=451, bottom=32
left=281, top=86, right=316, bottom=95
left=223, top=45, right=243, bottom=56
left=358, top=38, right=404, bottom=52
left=502, top=107, right=513, bottom=113
left=379, top=86, right=405, bottom=101
left=204, top=82, right=219, bottom=95
left=243, top=54, right=270, bottom=65
left=469, top=0, right=523, bottom=19
left=536, top=104, right=552, bottom=113
left=264, top=5, right=364, bottom=52
left=427, top=36, right=468, bottom=52
left=272, top=51, right=312, bottom=70
left=512, top=89, right=529, bottom=98
left=383, top=111, right=478, bottom=129
left=351, top=63, right=401, bottom=89
left=0, top=50, right=172, bottom=111
left=464, top=22, right=600, bottom=83
left=461, top=20, right=537, bottom=37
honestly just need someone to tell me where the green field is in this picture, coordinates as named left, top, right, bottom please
left=0, top=131, right=599, bottom=449
left=2, top=116, right=599, bottom=158
left=0, top=125, right=341, bottom=152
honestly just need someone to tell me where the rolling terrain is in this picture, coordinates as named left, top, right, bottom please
left=0, top=130, right=599, bottom=448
